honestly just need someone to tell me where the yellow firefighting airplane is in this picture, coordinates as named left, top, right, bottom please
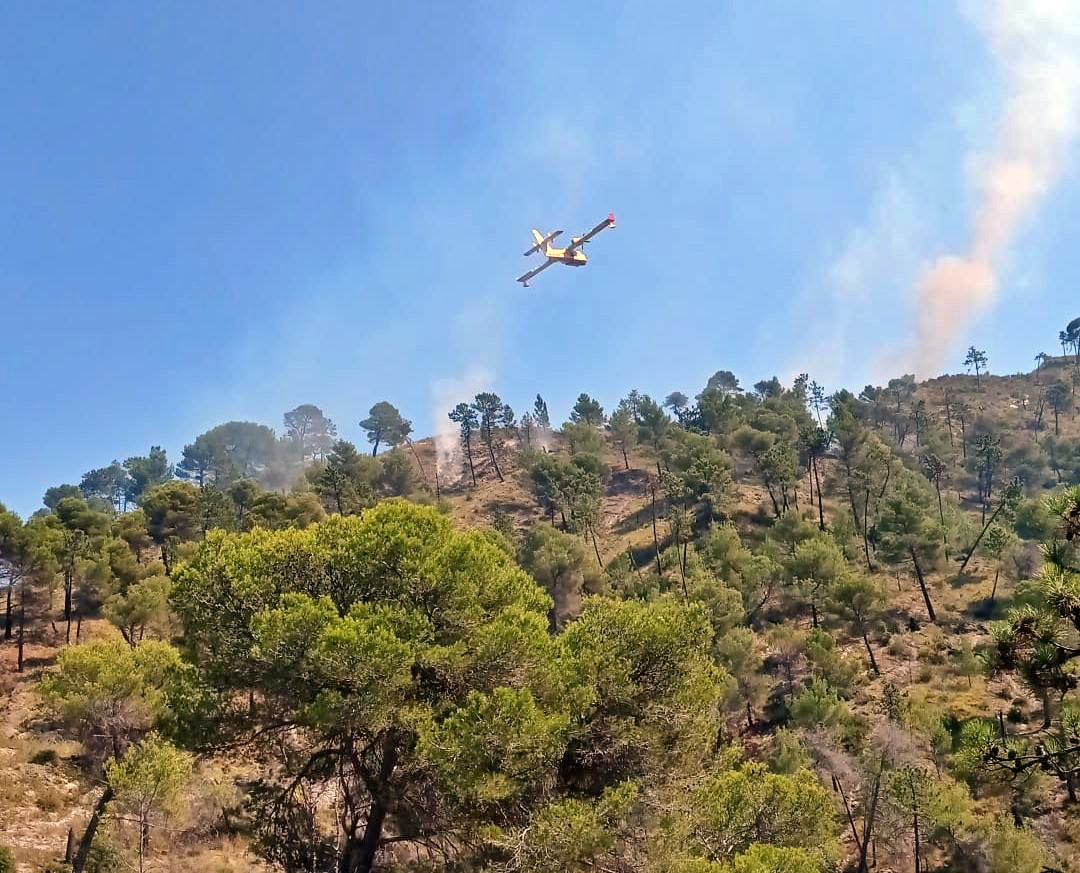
left=516, top=212, right=615, bottom=286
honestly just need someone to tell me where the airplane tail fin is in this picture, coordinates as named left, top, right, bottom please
left=524, top=228, right=561, bottom=256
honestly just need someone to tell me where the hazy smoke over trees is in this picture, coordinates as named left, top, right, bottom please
left=914, top=0, right=1080, bottom=374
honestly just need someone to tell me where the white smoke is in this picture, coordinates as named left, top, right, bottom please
left=913, top=0, right=1080, bottom=374
left=430, top=365, right=493, bottom=486
left=533, top=426, right=553, bottom=453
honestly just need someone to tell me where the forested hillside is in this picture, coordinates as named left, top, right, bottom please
left=3, top=324, right=1080, bottom=873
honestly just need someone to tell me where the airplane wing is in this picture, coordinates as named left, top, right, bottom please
left=565, top=212, right=615, bottom=253
left=516, top=259, right=557, bottom=286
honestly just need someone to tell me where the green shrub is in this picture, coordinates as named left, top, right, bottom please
left=0, top=844, right=15, bottom=873
left=789, top=679, right=848, bottom=729
left=85, top=825, right=124, bottom=873
left=766, top=728, right=810, bottom=774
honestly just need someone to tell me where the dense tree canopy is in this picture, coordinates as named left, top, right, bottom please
left=9, top=341, right=1080, bottom=873
left=359, top=401, right=412, bottom=456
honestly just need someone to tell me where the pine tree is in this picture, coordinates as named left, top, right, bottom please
left=533, top=394, right=551, bottom=430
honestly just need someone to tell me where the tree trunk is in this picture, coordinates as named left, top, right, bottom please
left=649, top=484, right=662, bottom=576
left=17, top=581, right=26, bottom=672
left=910, top=546, right=936, bottom=622
left=1042, top=687, right=1053, bottom=729
left=1068, top=772, right=1077, bottom=804
left=485, top=429, right=504, bottom=482
left=64, top=570, right=73, bottom=622
left=810, top=599, right=819, bottom=629
left=4, top=583, right=11, bottom=640
left=862, top=631, right=880, bottom=675
left=621, top=446, right=629, bottom=470
left=934, top=482, right=949, bottom=560
left=862, top=488, right=874, bottom=571
left=464, top=437, right=477, bottom=487
left=139, top=815, right=149, bottom=873
left=763, top=476, right=782, bottom=518
left=71, top=785, right=114, bottom=873
left=813, top=455, right=825, bottom=531
left=991, top=568, right=1000, bottom=604
left=678, top=538, right=688, bottom=604
left=845, top=468, right=860, bottom=531
left=856, top=770, right=881, bottom=873
left=339, top=740, right=397, bottom=873
left=371, top=434, right=380, bottom=457
left=835, top=776, right=864, bottom=857
left=591, top=530, right=604, bottom=568
left=960, top=500, right=1009, bottom=574
left=912, top=805, right=921, bottom=873
left=746, top=699, right=753, bottom=729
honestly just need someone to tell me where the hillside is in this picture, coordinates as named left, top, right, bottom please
left=3, top=346, right=1080, bottom=873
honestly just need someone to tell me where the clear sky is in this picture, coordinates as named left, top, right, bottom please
left=3, top=2, right=1079, bottom=517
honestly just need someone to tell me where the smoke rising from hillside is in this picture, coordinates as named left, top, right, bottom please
left=431, top=365, right=492, bottom=485
left=913, top=0, right=1080, bottom=374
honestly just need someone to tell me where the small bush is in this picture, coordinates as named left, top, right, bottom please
left=788, top=678, right=858, bottom=736
left=766, top=728, right=810, bottom=774
left=887, top=635, right=913, bottom=658
left=916, top=625, right=948, bottom=665
left=86, top=837, right=124, bottom=873
left=0, top=844, right=15, bottom=873
left=35, top=784, right=65, bottom=812
left=30, top=748, right=60, bottom=765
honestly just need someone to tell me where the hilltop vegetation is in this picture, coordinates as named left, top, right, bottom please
left=3, top=322, right=1080, bottom=873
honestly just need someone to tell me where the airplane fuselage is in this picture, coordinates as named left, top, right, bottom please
left=545, top=245, right=588, bottom=265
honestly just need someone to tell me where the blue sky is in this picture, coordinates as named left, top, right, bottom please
left=3, top=2, right=1079, bottom=517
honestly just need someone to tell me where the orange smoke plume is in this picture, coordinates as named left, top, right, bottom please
left=913, top=1, right=1080, bottom=375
